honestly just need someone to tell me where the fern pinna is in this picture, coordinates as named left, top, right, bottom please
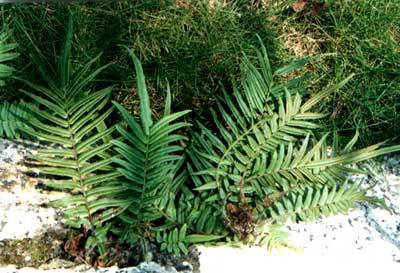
left=0, top=28, right=25, bottom=139
left=0, top=101, right=31, bottom=139
left=189, top=42, right=400, bottom=239
left=0, top=28, right=18, bottom=86
left=21, top=18, right=123, bottom=255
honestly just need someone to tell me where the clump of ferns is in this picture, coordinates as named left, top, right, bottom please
left=19, top=17, right=224, bottom=260
left=187, top=40, right=400, bottom=243
left=19, top=16, right=400, bottom=259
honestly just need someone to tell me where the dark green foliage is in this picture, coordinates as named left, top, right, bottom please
left=23, top=34, right=400, bottom=256
left=1, top=1, right=276, bottom=118
left=1, top=0, right=399, bottom=145
left=111, top=49, right=191, bottom=243
left=0, top=28, right=23, bottom=139
left=121, top=1, right=276, bottom=113
left=0, top=28, right=18, bottom=87
left=0, top=101, right=31, bottom=139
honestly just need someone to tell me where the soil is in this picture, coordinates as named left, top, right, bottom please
left=147, top=242, right=200, bottom=273
left=0, top=232, right=200, bottom=272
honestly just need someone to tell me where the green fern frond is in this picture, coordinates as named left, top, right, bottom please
left=258, top=224, right=289, bottom=252
left=27, top=85, right=121, bottom=230
left=111, top=48, right=191, bottom=243
left=265, top=182, right=369, bottom=222
left=156, top=224, right=225, bottom=256
left=22, top=17, right=122, bottom=256
left=0, top=101, right=30, bottom=138
left=190, top=85, right=350, bottom=202
left=157, top=225, right=188, bottom=256
left=0, top=28, right=18, bottom=86
left=0, top=28, right=22, bottom=139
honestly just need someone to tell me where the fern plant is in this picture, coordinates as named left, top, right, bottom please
left=111, top=49, right=224, bottom=255
left=21, top=18, right=124, bottom=256
left=188, top=42, right=400, bottom=240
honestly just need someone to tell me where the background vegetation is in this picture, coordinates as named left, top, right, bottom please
left=269, top=0, right=400, bottom=145
left=1, top=0, right=399, bottom=145
left=2, top=0, right=398, bottom=146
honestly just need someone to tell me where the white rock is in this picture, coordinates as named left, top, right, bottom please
left=0, top=139, right=65, bottom=240
left=198, top=245, right=400, bottom=273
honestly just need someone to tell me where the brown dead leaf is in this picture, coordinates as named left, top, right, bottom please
left=225, top=203, right=255, bottom=239
left=312, top=2, right=326, bottom=15
left=226, top=203, right=239, bottom=215
left=292, top=0, right=309, bottom=12
left=64, top=234, right=85, bottom=258
left=330, top=100, right=345, bottom=120
left=94, top=253, right=109, bottom=268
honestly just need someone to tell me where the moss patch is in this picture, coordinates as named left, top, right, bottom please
left=0, top=230, right=73, bottom=268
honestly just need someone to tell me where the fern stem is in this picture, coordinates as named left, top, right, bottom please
left=215, top=116, right=271, bottom=189
left=66, top=112, right=95, bottom=230
left=135, top=133, right=151, bottom=227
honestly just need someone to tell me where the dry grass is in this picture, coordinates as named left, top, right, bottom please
left=280, top=25, right=323, bottom=57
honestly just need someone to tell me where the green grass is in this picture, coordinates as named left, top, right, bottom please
left=1, top=1, right=277, bottom=120
left=266, top=0, right=400, bottom=146
left=0, top=0, right=399, bottom=146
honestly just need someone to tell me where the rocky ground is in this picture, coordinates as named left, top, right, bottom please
left=0, top=139, right=196, bottom=273
left=0, top=139, right=65, bottom=241
left=0, top=138, right=399, bottom=272
left=285, top=157, right=400, bottom=260
left=198, top=157, right=400, bottom=272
